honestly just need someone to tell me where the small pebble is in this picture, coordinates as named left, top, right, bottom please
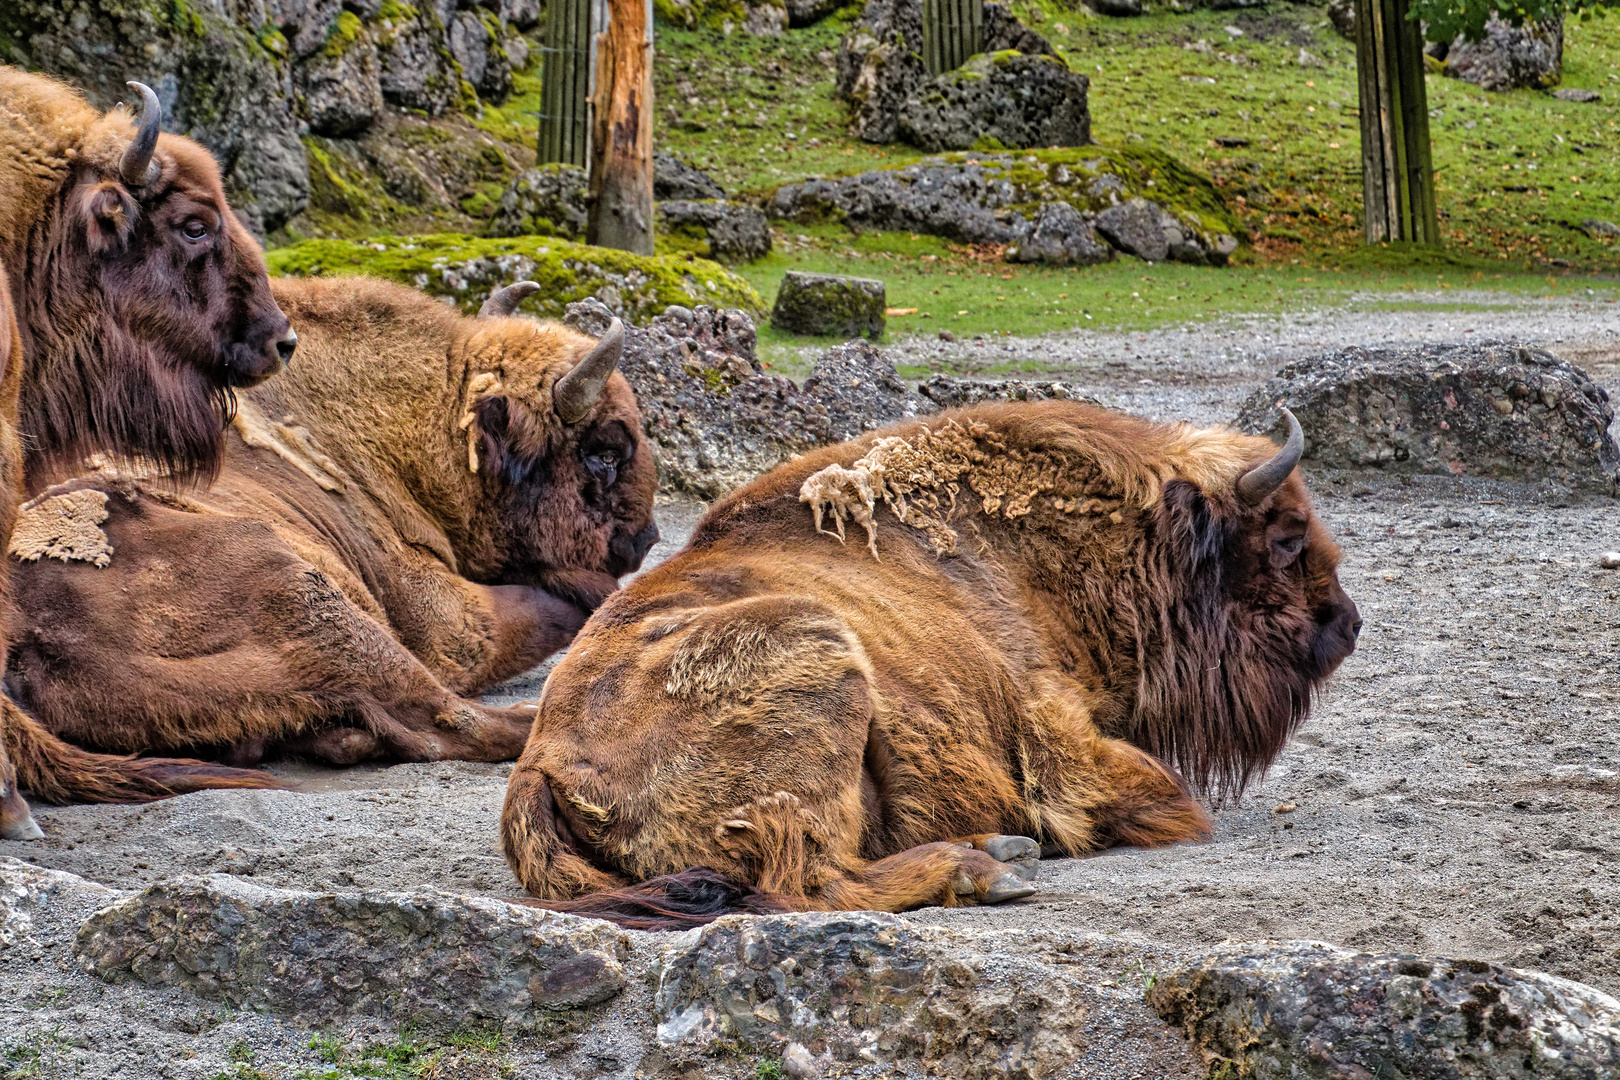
left=1273, top=802, right=1298, bottom=814
left=1599, top=552, right=1620, bottom=569
left=938, top=330, right=955, bottom=342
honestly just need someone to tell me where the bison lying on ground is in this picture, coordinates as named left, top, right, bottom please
left=0, top=70, right=296, bottom=838
left=500, top=402, right=1360, bottom=925
left=8, top=276, right=657, bottom=772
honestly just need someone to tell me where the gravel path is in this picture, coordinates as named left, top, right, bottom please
left=3, top=298, right=1618, bottom=1079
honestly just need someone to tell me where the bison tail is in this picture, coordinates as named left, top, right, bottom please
left=510, top=867, right=794, bottom=931
left=2, top=698, right=283, bottom=806
left=501, top=767, right=793, bottom=931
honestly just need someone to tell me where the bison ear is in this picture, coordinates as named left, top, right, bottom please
left=80, top=183, right=138, bottom=255
left=1159, top=479, right=1225, bottom=568
left=471, top=394, right=547, bottom=483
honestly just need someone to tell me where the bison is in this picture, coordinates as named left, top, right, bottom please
left=0, top=69, right=297, bottom=838
left=7, top=276, right=657, bottom=772
left=499, top=402, right=1360, bottom=926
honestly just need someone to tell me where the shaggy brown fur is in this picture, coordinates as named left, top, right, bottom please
left=7, top=276, right=657, bottom=772
left=500, top=403, right=1360, bottom=923
left=0, top=67, right=294, bottom=489
left=0, top=262, right=275, bottom=841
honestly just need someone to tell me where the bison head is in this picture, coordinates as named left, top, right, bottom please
left=7, top=80, right=294, bottom=487
left=458, top=286, right=658, bottom=612
left=1109, top=410, right=1360, bottom=800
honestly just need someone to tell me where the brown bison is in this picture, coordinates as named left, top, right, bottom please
left=499, top=402, right=1360, bottom=926
left=0, top=70, right=297, bottom=838
left=7, top=276, right=657, bottom=771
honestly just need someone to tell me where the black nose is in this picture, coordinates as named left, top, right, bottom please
left=276, top=328, right=298, bottom=363
left=633, top=521, right=661, bottom=561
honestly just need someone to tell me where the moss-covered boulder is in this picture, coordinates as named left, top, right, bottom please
left=769, top=145, right=1241, bottom=261
left=267, top=235, right=765, bottom=324
left=657, top=201, right=773, bottom=263
left=897, top=51, right=1090, bottom=153
left=771, top=272, right=886, bottom=339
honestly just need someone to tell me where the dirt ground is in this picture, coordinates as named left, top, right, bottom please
left=3, top=301, right=1618, bottom=1079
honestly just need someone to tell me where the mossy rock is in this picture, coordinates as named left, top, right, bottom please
left=267, top=234, right=766, bottom=324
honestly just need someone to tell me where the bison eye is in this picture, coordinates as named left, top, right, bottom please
left=584, top=450, right=619, bottom=487
left=180, top=219, right=210, bottom=241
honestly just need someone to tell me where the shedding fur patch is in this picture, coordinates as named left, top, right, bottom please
left=799, top=419, right=1074, bottom=558
left=9, top=489, right=114, bottom=568
left=231, top=398, right=347, bottom=492
left=458, top=372, right=504, bottom=473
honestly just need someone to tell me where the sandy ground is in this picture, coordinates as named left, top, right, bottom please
left=3, top=299, right=1619, bottom=1078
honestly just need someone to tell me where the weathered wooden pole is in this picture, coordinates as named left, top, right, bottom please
left=1354, top=0, right=1440, bottom=243
left=587, top=0, right=654, bottom=254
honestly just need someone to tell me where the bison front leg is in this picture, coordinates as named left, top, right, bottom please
left=716, top=792, right=1037, bottom=912
left=0, top=735, right=44, bottom=841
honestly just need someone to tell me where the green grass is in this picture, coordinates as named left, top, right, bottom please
left=736, top=223, right=1620, bottom=366
left=293, top=1028, right=509, bottom=1080
left=651, top=1, right=1620, bottom=271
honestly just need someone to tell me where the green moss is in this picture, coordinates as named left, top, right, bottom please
left=267, top=234, right=766, bottom=323
left=167, top=0, right=208, bottom=37
left=655, top=0, right=749, bottom=31
left=375, top=0, right=418, bottom=19
left=255, top=22, right=288, bottom=58
left=323, top=10, right=364, bottom=57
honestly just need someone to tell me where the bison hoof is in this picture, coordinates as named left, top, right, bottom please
left=1, top=813, right=45, bottom=841
left=981, top=834, right=1041, bottom=881
left=983, top=871, right=1038, bottom=904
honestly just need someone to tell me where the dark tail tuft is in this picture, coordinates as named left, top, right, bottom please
left=511, top=867, right=794, bottom=931
left=4, top=698, right=284, bottom=805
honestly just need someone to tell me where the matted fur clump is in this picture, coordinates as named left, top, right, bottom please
left=497, top=400, right=1362, bottom=928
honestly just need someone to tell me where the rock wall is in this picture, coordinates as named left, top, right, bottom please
left=0, top=0, right=538, bottom=238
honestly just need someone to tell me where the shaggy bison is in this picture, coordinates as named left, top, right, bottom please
left=0, top=70, right=295, bottom=838
left=500, top=402, right=1360, bottom=925
left=8, top=276, right=657, bottom=771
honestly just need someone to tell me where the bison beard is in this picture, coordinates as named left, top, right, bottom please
left=500, top=402, right=1360, bottom=927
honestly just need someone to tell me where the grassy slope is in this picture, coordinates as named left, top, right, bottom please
left=651, top=4, right=1620, bottom=361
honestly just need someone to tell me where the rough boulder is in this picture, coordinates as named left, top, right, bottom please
left=1235, top=342, right=1618, bottom=492
left=1444, top=15, right=1564, bottom=91
left=1150, top=940, right=1620, bottom=1080
left=658, top=201, right=773, bottom=262
left=76, top=875, right=631, bottom=1030
left=897, top=52, right=1090, bottom=153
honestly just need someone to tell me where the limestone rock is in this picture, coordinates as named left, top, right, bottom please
left=772, top=272, right=887, bottom=339
left=836, top=0, right=928, bottom=145
left=1150, top=939, right=1620, bottom=1080
left=653, top=912, right=1087, bottom=1079
left=298, top=36, right=386, bottom=137
left=447, top=11, right=513, bottom=103
left=918, top=375, right=1102, bottom=410
left=1552, top=87, right=1601, bottom=102
left=1327, top=0, right=1356, bottom=39
left=658, top=200, right=773, bottom=262
left=655, top=152, right=728, bottom=200
left=488, top=165, right=590, bottom=239
left=1090, top=0, right=1143, bottom=16
left=897, top=52, right=1090, bottom=153
left=744, top=0, right=789, bottom=35
left=2, top=858, right=124, bottom=950
left=1095, top=197, right=1169, bottom=262
left=800, top=340, right=923, bottom=440
left=1446, top=15, right=1563, bottom=92
left=1579, top=218, right=1620, bottom=239
left=983, top=2, right=1058, bottom=56
left=1006, top=202, right=1115, bottom=265
left=374, top=7, right=462, bottom=115
left=787, top=0, right=853, bottom=25
left=1235, top=342, right=1619, bottom=491
left=76, top=875, right=630, bottom=1030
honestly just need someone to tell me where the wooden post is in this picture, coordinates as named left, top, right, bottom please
left=1354, top=0, right=1439, bottom=243
left=922, top=0, right=983, bottom=75
left=586, top=0, right=654, bottom=254
left=538, top=0, right=592, bottom=166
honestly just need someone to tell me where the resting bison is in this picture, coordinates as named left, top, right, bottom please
left=7, top=276, right=657, bottom=772
left=0, top=70, right=296, bottom=838
left=500, top=402, right=1360, bottom=925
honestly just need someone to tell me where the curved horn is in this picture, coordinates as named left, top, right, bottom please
left=1237, top=407, right=1304, bottom=506
left=479, top=281, right=541, bottom=319
left=553, top=319, right=624, bottom=424
left=120, top=82, right=162, bottom=188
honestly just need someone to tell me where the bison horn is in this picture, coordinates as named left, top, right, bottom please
left=479, top=281, right=541, bottom=319
left=1236, top=407, right=1304, bottom=505
left=120, top=82, right=162, bottom=188
left=553, top=319, right=624, bottom=424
